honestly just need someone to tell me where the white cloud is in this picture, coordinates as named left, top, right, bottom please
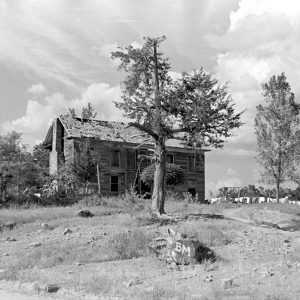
left=226, top=148, right=255, bottom=156
left=206, top=0, right=300, bottom=166
left=225, top=168, right=238, bottom=176
left=130, top=41, right=142, bottom=49
left=1, top=82, right=126, bottom=147
left=168, top=71, right=182, bottom=80
left=99, top=43, right=119, bottom=59
left=27, top=82, right=47, bottom=95
left=229, top=0, right=300, bottom=31
left=216, top=177, right=242, bottom=189
left=0, top=1, right=126, bottom=89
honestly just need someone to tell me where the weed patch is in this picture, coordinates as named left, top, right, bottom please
left=180, top=222, right=232, bottom=247
left=108, top=230, right=153, bottom=260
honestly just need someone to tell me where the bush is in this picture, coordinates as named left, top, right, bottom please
left=109, top=230, right=152, bottom=260
left=0, top=193, right=81, bottom=208
left=141, top=163, right=185, bottom=187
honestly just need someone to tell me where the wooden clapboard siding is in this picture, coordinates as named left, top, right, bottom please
left=73, top=140, right=206, bottom=201
left=48, top=121, right=207, bottom=202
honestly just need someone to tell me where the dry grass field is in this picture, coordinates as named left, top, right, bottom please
left=0, top=197, right=300, bottom=300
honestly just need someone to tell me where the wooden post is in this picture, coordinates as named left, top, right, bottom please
left=97, top=164, right=101, bottom=194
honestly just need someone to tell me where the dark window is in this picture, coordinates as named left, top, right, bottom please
left=111, top=176, right=119, bottom=192
left=126, top=149, right=136, bottom=169
left=188, top=188, right=196, bottom=197
left=111, top=150, right=120, bottom=167
left=166, top=154, right=174, bottom=164
left=196, top=153, right=204, bottom=173
left=187, top=156, right=195, bottom=172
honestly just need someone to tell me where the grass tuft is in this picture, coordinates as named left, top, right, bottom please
left=108, top=229, right=153, bottom=260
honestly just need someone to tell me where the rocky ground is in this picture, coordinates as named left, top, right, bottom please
left=0, top=202, right=300, bottom=299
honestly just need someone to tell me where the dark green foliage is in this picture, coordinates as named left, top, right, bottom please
left=0, top=131, right=50, bottom=205
left=33, top=143, right=49, bottom=170
left=68, top=139, right=102, bottom=193
left=109, top=230, right=152, bottom=260
left=255, top=73, right=300, bottom=201
left=0, top=164, right=13, bottom=201
left=217, top=185, right=262, bottom=199
left=169, top=69, right=244, bottom=148
left=81, top=102, right=97, bottom=119
left=69, top=102, right=97, bottom=119
left=141, top=163, right=185, bottom=187
left=112, top=36, right=243, bottom=215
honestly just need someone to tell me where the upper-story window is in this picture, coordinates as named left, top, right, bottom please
left=166, top=154, right=174, bottom=164
left=111, top=150, right=120, bottom=167
left=187, top=155, right=195, bottom=172
left=196, top=153, right=204, bottom=173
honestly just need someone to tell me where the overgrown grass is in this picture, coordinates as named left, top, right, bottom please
left=0, top=205, right=121, bottom=228
left=108, top=229, right=154, bottom=260
left=179, top=221, right=233, bottom=247
left=0, top=227, right=154, bottom=283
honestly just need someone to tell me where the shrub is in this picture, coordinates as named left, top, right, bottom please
left=108, top=230, right=152, bottom=260
left=181, top=223, right=231, bottom=247
left=141, top=163, right=185, bottom=187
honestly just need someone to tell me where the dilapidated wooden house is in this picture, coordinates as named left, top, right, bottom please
left=43, top=115, right=208, bottom=201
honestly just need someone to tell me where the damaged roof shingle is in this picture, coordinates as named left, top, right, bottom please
left=59, top=114, right=152, bottom=144
left=44, top=115, right=205, bottom=150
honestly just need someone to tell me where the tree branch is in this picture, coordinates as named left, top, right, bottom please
left=170, top=127, right=189, bottom=134
left=127, top=122, right=158, bottom=140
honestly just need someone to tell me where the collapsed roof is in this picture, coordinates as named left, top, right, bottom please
left=43, top=114, right=209, bottom=151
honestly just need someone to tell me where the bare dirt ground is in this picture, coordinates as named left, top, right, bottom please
left=0, top=202, right=300, bottom=300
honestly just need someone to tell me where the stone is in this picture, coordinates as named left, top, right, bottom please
left=222, top=278, right=234, bottom=289
left=28, top=242, right=42, bottom=247
left=123, top=279, right=143, bottom=288
left=3, top=223, right=17, bottom=230
left=6, top=236, right=17, bottom=242
left=76, top=209, right=94, bottom=218
left=63, top=228, right=72, bottom=235
left=170, top=240, right=196, bottom=265
left=149, top=229, right=215, bottom=265
left=1, top=253, right=9, bottom=257
left=42, top=284, right=60, bottom=293
left=203, top=274, right=213, bottom=283
left=40, top=223, right=50, bottom=230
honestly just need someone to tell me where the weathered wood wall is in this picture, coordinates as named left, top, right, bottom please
left=49, top=119, right=65, bottom=175
left=51, top=128, right=206, bottom=201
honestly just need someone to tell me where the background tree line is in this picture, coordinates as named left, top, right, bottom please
left=0, top=131, right=49, bottom=205
left=216, top=184, right=300, bottom=201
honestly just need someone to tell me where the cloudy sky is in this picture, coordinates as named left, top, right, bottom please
left=1, top=0, right=300, bottom=194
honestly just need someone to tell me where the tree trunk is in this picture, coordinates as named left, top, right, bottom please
left=150, top=40, right=167, bottom=216
left=151, top=140, right=166, bottom=216
left=1, top=187, right=6, bottom=203
left=276, top=180, right=280, bottom=203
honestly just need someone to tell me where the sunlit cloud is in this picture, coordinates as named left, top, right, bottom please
left=27, top=82, right=47, bottom=95
left=1, top=82, right=125, bottom=148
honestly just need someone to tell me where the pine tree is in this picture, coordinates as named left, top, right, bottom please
left=112, top=36, right=243, bottom=216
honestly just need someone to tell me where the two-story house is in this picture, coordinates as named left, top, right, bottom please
left=43, top=115, right=208, bottom=201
